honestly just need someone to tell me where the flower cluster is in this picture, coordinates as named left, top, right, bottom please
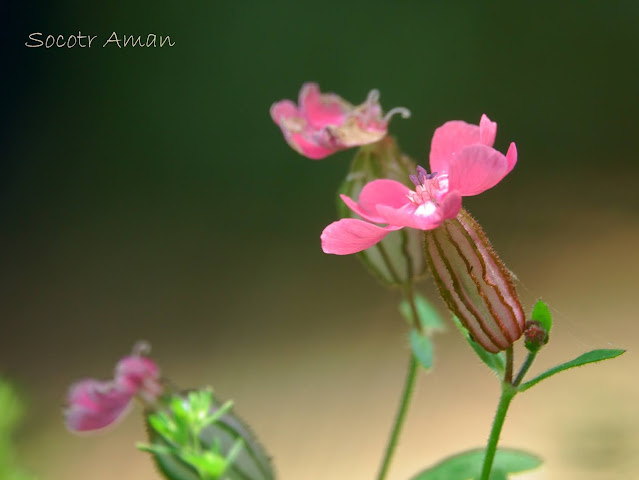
left=272, top=83, right=525, bottom=353
left=65, top=342, right=162, bottom=432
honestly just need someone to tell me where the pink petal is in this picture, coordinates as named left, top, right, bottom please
left=340, top=194, right=385, bottom=223
left=448, top=145, right=509, bottom=196
left=479, top=114, right=497, bottom=147
left=359, top=179, right=412, bottom=211
left=287, top=131, right=339, bottom=159
left=65, top=380, right=133, bottom=432
left=321, top=219, right=401, bottom=255
left=376, top=202, right=443, bottom=230
left=340, top=179, right=413, bottom=223
left=429, top=120, right=480, bottom=173
left=505, top=142, right=517, bottom=174
left=438, top=191, right=463, bottom=220
left=270, top=100, right=301, bottom=126
left=115, top=355, right=160, bottom=394
left=299, top=83, right=349, bottom=129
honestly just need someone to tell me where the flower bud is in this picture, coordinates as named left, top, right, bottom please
left=524, top=320, right=549, bottom=352
left=338, top=136, right=426, bottom=286
left=424, top=209, right=525, bottom=352
left=145, top=390, right=275, bottom=480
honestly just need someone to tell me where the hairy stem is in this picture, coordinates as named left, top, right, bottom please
left=479, top=384, right=516, bottom=480
left=513, top=351, right=537, bottom=387
left=504, top=346, right=514, bottom=385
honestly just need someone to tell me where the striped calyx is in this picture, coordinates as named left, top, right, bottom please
left=424, top=209, right=525, bottom=353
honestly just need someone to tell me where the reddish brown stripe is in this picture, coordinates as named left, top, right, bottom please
left=459, top=210, right=525, bottom=336
left=424, top=232, right=499, bottom=351
left=429, top=228, right=504, bottom=352
left=443, top=220, right=516, bottom=344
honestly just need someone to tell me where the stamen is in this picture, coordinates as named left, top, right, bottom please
left=416, top=165, right=428, bottom=184
left=132, top=340, right=151, bottom=356
left=409, top=174, right=420, bottom=186
left=366, top=89, right=380, bottom=105
left=383, top=106, right=411, bottom=123
left=427, top=171, right=438, bottom=180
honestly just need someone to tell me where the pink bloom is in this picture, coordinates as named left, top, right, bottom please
left=321, top=115, right=517, bottom=255
left=65, top=342, right=162, bottom=433
left=65, top=379, right=134, bottom=432
left=115, top=351, right=162, bottom=401
left=270, top=82, right=410, bottom=159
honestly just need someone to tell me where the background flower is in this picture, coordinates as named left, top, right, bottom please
left=65, top=343, right=162, bottom=433
left=270, top=83, right=409, bottom=159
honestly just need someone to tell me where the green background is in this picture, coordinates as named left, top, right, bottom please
left=2, top=2, right=637, bottom=479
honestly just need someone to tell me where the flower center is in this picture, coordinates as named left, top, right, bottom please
left=407, top=166, right=449, bottom=206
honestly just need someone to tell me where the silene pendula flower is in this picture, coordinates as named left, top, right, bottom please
left=270, top=82, right=410, bottom=159
left=65, top=341, right=163, bottom=432
left=338, top=137, right=428, bottom=286
left=322, top=115, right=524, bottom=352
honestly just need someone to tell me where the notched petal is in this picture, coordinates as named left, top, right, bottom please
left=448, top=145, right=509, bottom=196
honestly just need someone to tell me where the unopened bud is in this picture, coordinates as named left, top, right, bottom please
left=338, top=136, right=426, bottom=286
left=524, top=320, right=549, bottom=352
left=144, top=389, right=274, bottom=480
left=424, top=209, right=525, bottom=353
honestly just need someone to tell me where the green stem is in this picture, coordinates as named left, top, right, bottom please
left=504, top=346, right=514, bottom=385
left=513, top=351, right=537, bottom=387
left=479, top=383, right=517, bottom=480
left=376, top=353, right=420, bottom=480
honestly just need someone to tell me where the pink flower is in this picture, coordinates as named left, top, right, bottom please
left=321, top=115, right=517, bottom=255
left=65, top=379, right=134, bottom=432
left=270, top=82, right=410, bottom=159
left=65, top=342, right=162, bottom=433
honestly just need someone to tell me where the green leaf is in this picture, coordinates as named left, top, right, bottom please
left=410, top=329, right=434, bottom=370
left=400, top=293, right=446, bottom=332
left=531, top=300, right=552, bottom=333
left=410, top=447, right=542, bottom=480
left=452, top=316, right=505, bottom=376
left=180, top=451, right=227, bottom=478
left=518, top=349, right=625, bottom=392
left=484, top=470, right=508, bottom=480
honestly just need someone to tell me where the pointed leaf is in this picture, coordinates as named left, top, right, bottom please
left=410, top=329, right=434, bottom=370
left=452, top=316, right=505, bottom=376
left=400, top=293, right=446, bottom=332
left=518, top=349, right=625, bottom=393
left=410, top=447, right=542, bottom=480
left=531, top=300, right=552, bottom=333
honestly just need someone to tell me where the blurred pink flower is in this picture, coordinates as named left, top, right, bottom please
left=65, top=342, right=162, bottom=433
left=321, top=115, right=517, bottom=255
left=270, top=82, right=410, bottom=159
left=65, top=379, right=134, bottom=432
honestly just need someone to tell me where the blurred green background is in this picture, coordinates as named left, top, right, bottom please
left=2, top=1, right=638, bottom=479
